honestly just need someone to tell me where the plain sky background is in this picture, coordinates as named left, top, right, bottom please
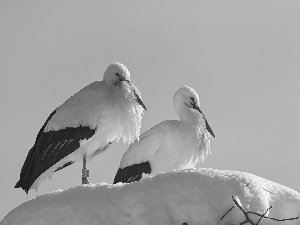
left=1, top=0, right=300, bottom=220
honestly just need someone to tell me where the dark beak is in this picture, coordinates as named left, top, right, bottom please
left=136, top=95, right=147, bottom=111
left=194, top=105, right=215, bottom=138
left=128, top=82, right=147, bottom=111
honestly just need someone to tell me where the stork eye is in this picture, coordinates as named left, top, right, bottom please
left=189, top=96, right=197, bottom=109
left=115, top=72, right=125, bottom=81
left=189, top=97, right=195, bottom=103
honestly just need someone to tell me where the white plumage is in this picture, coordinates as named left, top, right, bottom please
left=114, top=86, right=215, bottom=184
left=15, top=62, right=146, bottom=193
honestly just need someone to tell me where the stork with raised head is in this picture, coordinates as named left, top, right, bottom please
left=15, top=62, right=146, bottom=193
left=113, top=86, right=214, bottom=184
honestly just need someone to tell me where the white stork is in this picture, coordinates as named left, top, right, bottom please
left=15, top=62, right=146, bottom=193
left=113, top=86, right=214, bottom=184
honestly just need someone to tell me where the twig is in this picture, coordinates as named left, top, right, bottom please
left=262, top=188, right=271, bottom=194
left=220, top=205, right=235, bottom=221
left=232, top=195, right=255, bottom=225
left=248, top=211, right=299, bottom=222
left=255, top=206, right=271, bottom=225
left=231, top=195, right=299, bottom=224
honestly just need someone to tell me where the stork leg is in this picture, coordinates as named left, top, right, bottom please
left=82, top=153, right=89, bottom=185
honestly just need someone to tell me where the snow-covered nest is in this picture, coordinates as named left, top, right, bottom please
left=2, top=168, right=300, bottom=225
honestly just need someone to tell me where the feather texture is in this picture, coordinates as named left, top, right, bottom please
left=15, top=62, right=146, bottom=193
left=114, top=86, right=214, bottom=184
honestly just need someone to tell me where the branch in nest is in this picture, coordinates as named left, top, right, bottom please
left=255, top=206, right=271, bottom=225
left=232, top=195, right=255, bottom=225
left=220, top=206, right=235, bottom=221
left=231, top=195, right=299, bottom=225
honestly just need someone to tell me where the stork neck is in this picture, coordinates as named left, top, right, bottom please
left=177, top=108, right=197, bottom=124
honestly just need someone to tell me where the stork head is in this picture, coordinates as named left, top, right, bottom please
left=103, top=62, right=131, bottom=86
left=173, top=86, right=215, bottom=138
left=173, top=86, right=200, bottom=115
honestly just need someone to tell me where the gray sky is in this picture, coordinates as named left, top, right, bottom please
left=1, top=0, right=300, bottom=220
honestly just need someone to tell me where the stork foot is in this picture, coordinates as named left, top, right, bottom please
left=82, top=177, right=89, bottom=185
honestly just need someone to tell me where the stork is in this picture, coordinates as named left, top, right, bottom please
left=15, top=62, right=146, bottom=193
left=114, top=86, right=214, bottom=184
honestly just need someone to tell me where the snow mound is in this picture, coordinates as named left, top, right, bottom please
left=2, top=168, right=300, bottom=225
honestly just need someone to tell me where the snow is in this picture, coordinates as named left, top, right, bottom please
left=2, top=168, right=300, bottom=225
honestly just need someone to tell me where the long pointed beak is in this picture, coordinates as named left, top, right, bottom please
left=127, top=81, right=147, bottom=111
left=204, top=118, right=215, bottom=138
left=136, top=95, right=147, bottom=111
left=194, top=106, right=215, bottom=138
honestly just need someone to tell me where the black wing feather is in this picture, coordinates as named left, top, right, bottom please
left=34, top=138, right=80, bottom=176
left=15, top=110, right=96, bottom=193
left=15, top=110, right=56, bottom=191
left=54, top=161, right=75, bottom=172
left=113, top=162, right=151, bottom=184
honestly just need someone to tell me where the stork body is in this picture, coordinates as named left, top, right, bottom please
left=15, top=62, right=146, bottom=193
left=114, top=86, right=214, bottom=184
